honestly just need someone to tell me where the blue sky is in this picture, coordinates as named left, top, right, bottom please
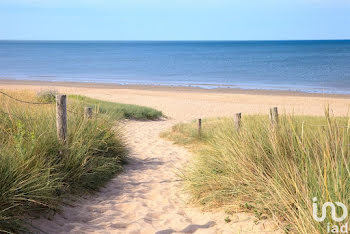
left=1, top=0, right=350, bottom=40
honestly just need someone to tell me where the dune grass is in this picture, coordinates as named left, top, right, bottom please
left=161, top=111, right=350, bottom=233
left=69, top=95, right=163, bottom=120
left=0, top=90, right=129, bottom=233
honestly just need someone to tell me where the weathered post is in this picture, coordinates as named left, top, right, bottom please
left=84, top=106, right=93, bottom=119
left=234, top=113, right=242, bottom=131
left=270, top=107, right=279, bottom=126
left=56, top=95, right=67, bottom=143
left=198, top=118, right=202, bottom=137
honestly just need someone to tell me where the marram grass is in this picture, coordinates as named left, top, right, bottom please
left=69, top=95, right=164, bottom=120
left=162, top=111, right=350, bottom=233
left=0, top=91, right=130, bottom=233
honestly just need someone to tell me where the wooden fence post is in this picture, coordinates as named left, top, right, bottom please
left=198, top=118, right=202, bottom=136
left=84, top=106, right=93, bottom=119
left=270, top=107, right=279, bottom=126
left=234, top=113, right=242, bottom=131
left=56, top=95, right=67, bottom=143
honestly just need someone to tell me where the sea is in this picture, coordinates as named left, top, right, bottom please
left=1, top=40, right=350, bottom=94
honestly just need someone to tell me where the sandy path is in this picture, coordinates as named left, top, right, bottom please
left=32, top=119, right=280, bottom=234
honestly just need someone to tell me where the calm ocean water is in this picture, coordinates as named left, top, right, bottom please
left=1, top=40, right=350, bottom=94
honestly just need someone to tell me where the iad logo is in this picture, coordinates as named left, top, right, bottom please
left=313, top=197, right=348, bottom=222
left=312, top=197, right=348, bottom=233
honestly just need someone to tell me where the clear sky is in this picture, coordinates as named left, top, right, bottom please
left=1, top=0, right=350, bottom=40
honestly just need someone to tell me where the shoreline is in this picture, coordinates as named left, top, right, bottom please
left=1, top=78, right=350, bottom=119
left=1, top=78, right=350, bottom=99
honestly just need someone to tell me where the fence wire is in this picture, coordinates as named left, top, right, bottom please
left=1, top=90, right=101, bottom=115
left=0, top=90, right=55, bottom=105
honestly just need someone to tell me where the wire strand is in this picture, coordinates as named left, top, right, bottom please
left=0, top=90, right=54, bottom=105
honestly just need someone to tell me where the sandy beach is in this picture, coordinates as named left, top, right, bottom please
left=1, top=79, right=350, bottom=119
left=2, top=79, right=350, bottom=233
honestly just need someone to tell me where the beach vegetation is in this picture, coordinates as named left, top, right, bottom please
left=69, top=95, right=164, bottom=120
left=162, top=111, right=350, bottom=233
left=36, top=90, right=58, bottom=104
left=36, top=90, right=58, bottom=103
left=0, top=90, right=129, bottom=233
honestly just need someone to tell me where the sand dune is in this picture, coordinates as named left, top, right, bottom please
left=3, top=80, right=350, bottom=233
left=31, top=120, right=280, bottom=234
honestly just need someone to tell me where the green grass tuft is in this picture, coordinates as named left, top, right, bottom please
left=36, top=90, right=58, bottom=104
left=69, top=95, right=163, bottom=120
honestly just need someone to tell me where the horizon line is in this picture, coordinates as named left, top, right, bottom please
left=1, top=39, right=350, bottom=42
